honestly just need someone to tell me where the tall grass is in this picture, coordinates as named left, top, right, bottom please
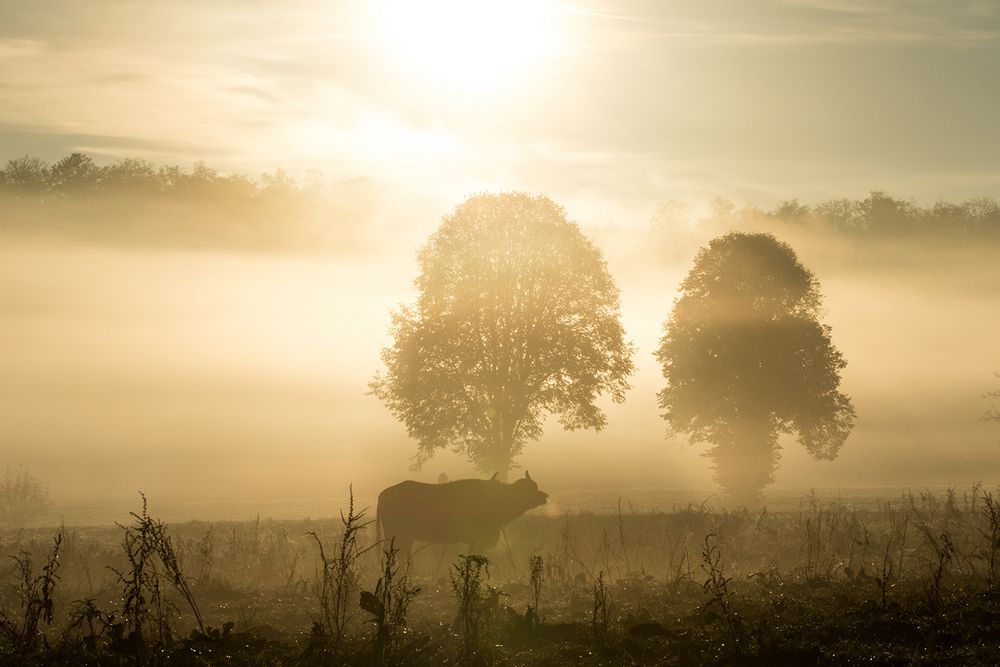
left=308, top=486, right=374, bottom=656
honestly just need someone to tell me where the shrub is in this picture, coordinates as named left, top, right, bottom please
left=0, top=468, right=52, bottom=529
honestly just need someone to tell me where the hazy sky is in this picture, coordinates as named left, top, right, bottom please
left=2, top=0, right=1000, bottom=222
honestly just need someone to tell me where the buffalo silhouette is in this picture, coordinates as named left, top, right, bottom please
left=376, top=471, right=548, bottom=559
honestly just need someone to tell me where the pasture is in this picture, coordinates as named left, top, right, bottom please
left=3, top=486, right=1000, bottom=665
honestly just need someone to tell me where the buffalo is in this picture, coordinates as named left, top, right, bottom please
left=376, top=471, right=548, bottom=559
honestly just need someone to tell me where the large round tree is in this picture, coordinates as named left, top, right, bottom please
left=371, top=193, right=635, bottom=479
left=655, top=232, right=855, bottom=505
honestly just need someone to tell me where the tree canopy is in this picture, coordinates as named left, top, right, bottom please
left=655, top=232, right=855, bottom=504
left=371, top=192, right=634, bottom=478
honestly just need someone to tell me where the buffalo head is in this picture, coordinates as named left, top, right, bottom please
left=511, top=470, right=548, bottom=509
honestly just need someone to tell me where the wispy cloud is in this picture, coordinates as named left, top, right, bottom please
left=0, top=38, right=45, bottom=59
left=581, top=0, right=1000, bottom=48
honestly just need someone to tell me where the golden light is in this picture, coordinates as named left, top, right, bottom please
left=376, top=0, right=559, bottom=91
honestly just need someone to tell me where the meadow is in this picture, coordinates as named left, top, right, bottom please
left=3, top=486, right=1000, bottom=665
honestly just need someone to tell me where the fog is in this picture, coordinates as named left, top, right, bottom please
left=2, top=198, right=998, bottom=521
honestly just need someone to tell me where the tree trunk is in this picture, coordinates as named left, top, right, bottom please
left=490, top=416, right=515, bottom=482
left=713, top=416, right=777, bottom=508
left=491, top=452, right=511, bottom=482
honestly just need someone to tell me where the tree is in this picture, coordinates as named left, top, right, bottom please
left=655, top=232, right=855, bottom=505
left=49, top=152, right=100, bottom=193
left=371, top=192, right=634, bottom=479
left=814, top=198, right=864, bottom=234
left=0, top=155, right=49, bottom=197
left=985, top=373, right=1000, bottom=423
left=99, top=157, right=159, bottom=193
left=860, top=190, right=920, bottom=235
left=0, top=468, right=52, bottom=528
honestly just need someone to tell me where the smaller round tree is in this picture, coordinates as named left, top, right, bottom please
left=655, top=232, right=855, bottom=505
left=371, top=192, right=634, bottom=479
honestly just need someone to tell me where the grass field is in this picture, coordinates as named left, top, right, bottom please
left=3, top=486, right=1000, bottom=665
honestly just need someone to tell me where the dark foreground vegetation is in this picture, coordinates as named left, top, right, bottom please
left=4, top=487, right=1000, bottom=665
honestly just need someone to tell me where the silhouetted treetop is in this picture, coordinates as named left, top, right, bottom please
left=372, top=192, right=634, bottom=478
left=673, top=232, right=822, bottom=325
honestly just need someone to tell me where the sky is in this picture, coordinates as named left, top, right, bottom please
left=2, top=0, right=1000, bottom=223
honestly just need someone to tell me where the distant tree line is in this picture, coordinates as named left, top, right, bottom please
left=654, top=192, right=1000, bottom=238
left=3, top=154, right=999, bottom=240
left=0, top=153, right=377, bottom=251
left=0, top=153, right=329, bottom=204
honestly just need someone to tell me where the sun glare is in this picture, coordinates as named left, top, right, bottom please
left=376, top=0, right=558, bottom=90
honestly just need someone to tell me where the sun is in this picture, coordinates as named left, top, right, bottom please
left=376, top=0, right=559, bottom=91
